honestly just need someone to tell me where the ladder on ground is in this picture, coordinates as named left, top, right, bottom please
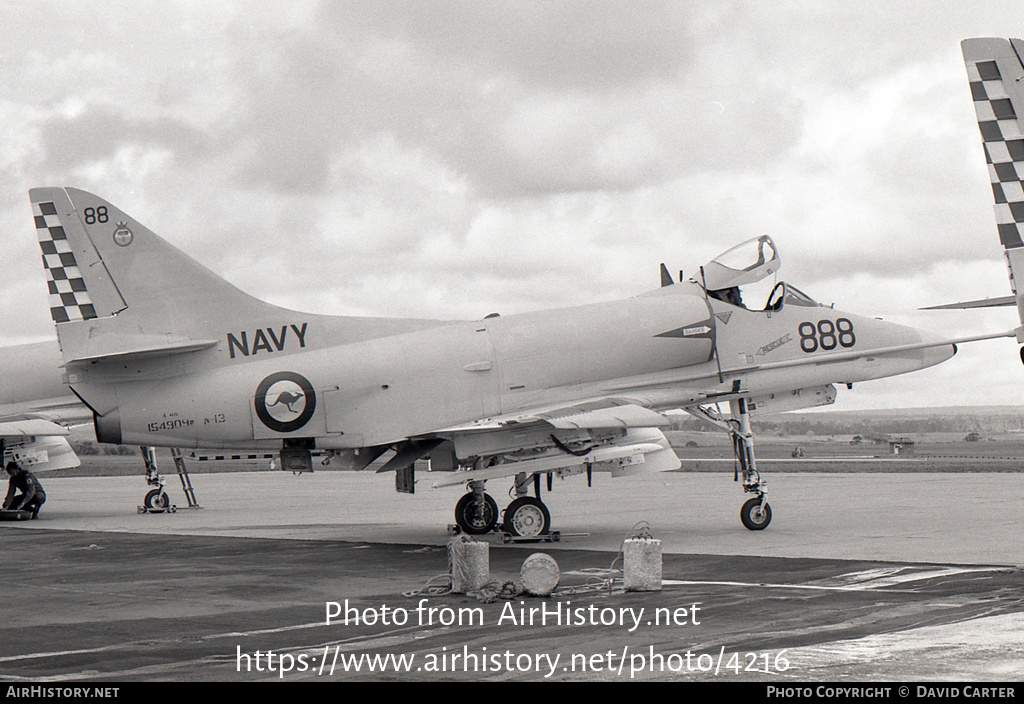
left=170, top=448, right=201, bottom=509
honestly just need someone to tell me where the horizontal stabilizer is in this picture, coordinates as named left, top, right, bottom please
left=63, top=333, right=219, bottom=365
left=921, top=295, right=1016, bottom=310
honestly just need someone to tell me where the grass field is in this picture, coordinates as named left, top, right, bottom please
left=667, top=431, right=1024, bottom=472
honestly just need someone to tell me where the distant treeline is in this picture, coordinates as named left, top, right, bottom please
left=71, top=440, right=137, bottom=456
left=671, top=411, right=1024, bottom=437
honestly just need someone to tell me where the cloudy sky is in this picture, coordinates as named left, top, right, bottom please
left=1, top=1, right=1023, bottom=411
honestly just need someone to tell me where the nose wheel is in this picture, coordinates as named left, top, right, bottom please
left=740, top=496, right=772, bottom=530
left=144, top=488, right=170, bottom=511
left=687, top=399, right=775, bottom=531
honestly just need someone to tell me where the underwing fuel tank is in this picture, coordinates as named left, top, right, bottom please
left=920, top=334, right=958, bottom=368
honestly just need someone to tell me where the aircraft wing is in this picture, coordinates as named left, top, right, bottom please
left=0, top=398, right=89, bottom=472
left=0, top=415, right=82, bottom=471
left=435, top=397, right=671, bottom=433
left=397, top=398, right=681, bottom=488
left=0, top=418, right=71, bottom=437
left=0, top=398, right=93, bottom=427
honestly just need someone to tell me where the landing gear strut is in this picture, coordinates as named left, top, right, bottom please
left=139, top=446, right=171, bottom=513
left=138, top=446, right=201, bottom=514
left=729, top=398, right=771, bottom=530
left=688, top=398, right=772, bottom=530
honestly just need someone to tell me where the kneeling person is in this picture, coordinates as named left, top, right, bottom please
left=4, top=462, right=45, bottom=518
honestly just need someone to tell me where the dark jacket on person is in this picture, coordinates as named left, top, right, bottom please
left=4, top=469, right=45, bottom=510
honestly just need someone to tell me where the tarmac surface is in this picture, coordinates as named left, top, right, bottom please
left=0, top=470, right=1021, bottom=682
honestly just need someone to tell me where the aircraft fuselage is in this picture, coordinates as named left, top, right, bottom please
left=78, top=281, right=951, bottom=451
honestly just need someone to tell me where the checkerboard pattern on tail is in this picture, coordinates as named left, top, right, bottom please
left=33, top=200, right=97, bottom=323
left=967, top=55, right=1024, bottom=249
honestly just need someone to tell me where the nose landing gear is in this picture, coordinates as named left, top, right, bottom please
left=730, top=398, right=771, bottom=531
left=740, top=496, right=772, bottom=530
left=687, top=398, right=772, bottom=530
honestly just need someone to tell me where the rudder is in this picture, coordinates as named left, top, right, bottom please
left=962, top=38, right=1024, bottom=334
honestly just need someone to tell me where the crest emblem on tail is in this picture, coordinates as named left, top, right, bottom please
left=112, top=221, right=133, bottom=247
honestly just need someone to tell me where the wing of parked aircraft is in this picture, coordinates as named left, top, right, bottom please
left=0, top=340, right=87, bottom=471
left=0, top=418, right=81, bottom=472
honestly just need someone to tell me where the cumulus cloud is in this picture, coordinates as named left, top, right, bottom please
left=1, top=0, right=1022, bottom=409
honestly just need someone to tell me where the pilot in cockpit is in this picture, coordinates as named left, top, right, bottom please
left=708, top=286, right=744, bottom=307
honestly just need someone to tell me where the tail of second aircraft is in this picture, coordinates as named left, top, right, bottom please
left=941, top=39, right=1024, bottom=345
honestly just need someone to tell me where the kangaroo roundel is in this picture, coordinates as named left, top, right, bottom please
left=254, top=372, right=316, bottom=433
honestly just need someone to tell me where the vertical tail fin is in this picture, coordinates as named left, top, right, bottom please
left=28, top=187, right=449, bottom=372
left=962, top=38, right=1024, bottom=337
left=29, top=187, right=295, bottom=363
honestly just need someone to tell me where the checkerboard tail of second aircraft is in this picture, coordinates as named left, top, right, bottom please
left=26, top=179, right=1012, bottom=535
left=923, top=39, right=1024, bottom=362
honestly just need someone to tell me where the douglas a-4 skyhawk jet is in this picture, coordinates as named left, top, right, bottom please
left=26, top=185, right=1013, bottom=537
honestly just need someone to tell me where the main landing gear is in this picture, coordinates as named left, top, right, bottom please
left=453, top=488, right=498, bottom=535
left=453, top=473, right=553, bottom=539
left=504, top=496, right=551, bottom=538
left=688, top=398, right=772, bottom=530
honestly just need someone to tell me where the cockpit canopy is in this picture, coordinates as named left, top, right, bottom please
left=695, top=235, right=821, bottom=311
left=701, top=235, right=780, bottom=291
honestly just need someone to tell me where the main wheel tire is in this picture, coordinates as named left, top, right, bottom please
left=454, top=492, right=499, bottom=534
left=740, top=497, right=772, bottom=530
left=502, top=497, right=551, bottom=538
left=144, top=489, right=169, bottom=511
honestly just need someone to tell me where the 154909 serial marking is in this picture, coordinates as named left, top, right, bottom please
left=798, top=319, right=855, bottom=353
left=148, top=418, right=195, bottom=432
